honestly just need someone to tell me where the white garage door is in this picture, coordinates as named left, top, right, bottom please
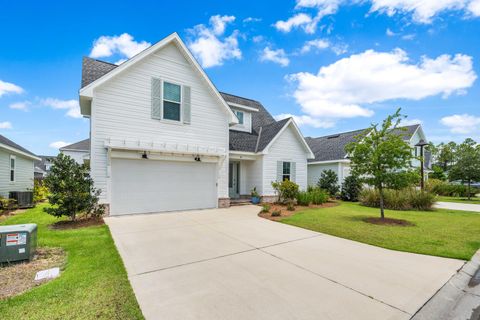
left=111, top=159, right=217, bottom=215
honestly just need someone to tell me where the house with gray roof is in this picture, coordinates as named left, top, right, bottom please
left=59, top=139, right=90, bottom=165
left=78, top=33, right=314, bottom=215
left=306, top=124, right=430, bottom=187
left=0, top=134, right=40, bottom=198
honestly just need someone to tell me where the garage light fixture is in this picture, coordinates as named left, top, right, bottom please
left=142, top=151, right=148, bottom=159
left=194, top=154, right=201, bottom=162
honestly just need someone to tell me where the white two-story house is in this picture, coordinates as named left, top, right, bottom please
left=79, top=33, right=314, bottom=215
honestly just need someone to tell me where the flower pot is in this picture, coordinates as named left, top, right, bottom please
left=251, top=196, right=260, bottom=204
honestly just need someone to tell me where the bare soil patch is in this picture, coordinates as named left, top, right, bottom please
left=363, top=217, right=414, bottom=227
left=0, top=209, right=27, bottom=222
left=49, top=217, right=104, bottom=230
left=259, top=201, right=339, bottom=221
left=0, top=247, right=66, bottom=300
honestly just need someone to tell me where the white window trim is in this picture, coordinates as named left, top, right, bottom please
left=10, top=155, right=16, bottom=183
left=282, top=161, right=291, bottom=181
left=234, top=110, right=244, bottom=126
left=162, top=80, right=183, bottom=123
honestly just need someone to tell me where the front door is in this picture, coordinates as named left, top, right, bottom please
left=229, top=162, right=240, bottom=199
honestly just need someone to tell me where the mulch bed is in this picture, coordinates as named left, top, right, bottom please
left=0, top=247, right=66, bottom=300
left=259, top=201, right=339, bottom=221
left=363, top=217, right=414, bottom=227
left=49, top=217, right=104, bottom=230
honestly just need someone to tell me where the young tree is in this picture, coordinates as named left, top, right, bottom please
left=44, top=153, right=104, bottom=221
left=436, top=142, right=457, bottom=171
left=317, top=169, right=340, bottom=196
left=448, top=138, right=480, bottom=200
left=345, top=109, right=415, bottom=219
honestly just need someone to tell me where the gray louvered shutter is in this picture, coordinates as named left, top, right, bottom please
left=182, top=85, right=191, bottom=124
left=151, top=78, right=162, bottom=120
left=291, top=162, right=296, bottom=182
left=277, top=161, right=283, bottom=182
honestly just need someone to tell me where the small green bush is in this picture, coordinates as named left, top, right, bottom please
left=287, top=203, right=295, bottom=211
left=271, top=210, right=281, bottom=217
left=296, top=191, right=312, bottom=206
left=340, top=175, right=362, bottom=202
left=33, top=179, right=49, bottom=203
left=317, top=169, right=339, bottom=196
left=359, top=188, right=435, bottom=211
left=272, top=180, right=299, bottom=203
left=261, top=204, right=271, bottom=213
left=309, top=187, right=329, bottom=205
left=0, top=197, right=17, bottom=212
left=429, top=180, right=478, bottom=197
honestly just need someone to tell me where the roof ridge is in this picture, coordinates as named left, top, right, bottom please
left=309, top=123, right=419, bottom=140
left=220, top=91, right=261, bottom=104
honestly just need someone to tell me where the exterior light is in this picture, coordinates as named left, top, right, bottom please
left=142, top=151, right=148, bottom=159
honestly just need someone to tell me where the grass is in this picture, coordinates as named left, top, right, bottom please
left=0, top=204, right=144, bottom=320
left=436, top=196, right=480, bottom=205
left=281, top=201, right=480, bottom=260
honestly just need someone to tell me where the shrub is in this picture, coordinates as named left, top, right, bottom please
left=340, top=175, right=362, bottom=201
left=359, top=188, right=435, bottom=211
left=317, top=169, right=339, bottom=196
left=271, top=180, right=299, bottom=204
left=296, top=191, right=312, bottom=206
left=271, top=210, right=281, bottom=217
left=44, top=154, right=104, bottom=221
left=309, top=187, right=329, bottom=205
left=33, top=180, right=49, bottom=203
left=287, top=203, right=295, bottom=211
left=0, top=197, right=17, bottom=212
left=261, top=204, right=270, bottom=213
left=428, top=180, right=479, bottom=197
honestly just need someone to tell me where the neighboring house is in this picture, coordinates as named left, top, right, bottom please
left=0, top=134, right=40, bottom=198
left=34, top=155, right=56, bottom=179
left=306, top=124, right=430, bottom=186
left=79, top=33, right=314, bottom=215
left=59, top=139, right=90, bottom=165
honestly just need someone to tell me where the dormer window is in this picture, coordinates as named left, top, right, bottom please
left=163, top=81, right=181, bottom=121
left=234, top=110, right=244, bottom=125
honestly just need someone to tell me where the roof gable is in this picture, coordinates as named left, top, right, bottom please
left=60, top=139, right=90, bottom=151
left=79, top=33, right=238, bottom=124
left=0, top=134, right=39, bottom=160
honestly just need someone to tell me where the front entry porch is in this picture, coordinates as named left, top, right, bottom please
left=228, top=152, right=261, bottom=201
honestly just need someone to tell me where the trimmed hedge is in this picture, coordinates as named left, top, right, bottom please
left=359, top=188, right=436, bottom=211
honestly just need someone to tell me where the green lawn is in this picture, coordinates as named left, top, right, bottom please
left=436, top=196, right=480, bottom=205
left=0, top=204, right=144, bottom=320
left=281, top=202, right=480, bottom=260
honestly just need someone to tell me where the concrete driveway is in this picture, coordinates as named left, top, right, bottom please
left=106, top=205, right=464, bottom=320
left=435, top=201, right=480, bottom=212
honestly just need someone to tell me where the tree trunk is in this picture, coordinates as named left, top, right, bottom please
left=379, top=186, right=385, bottom=219
left=468, top=180, right=471, bottom=200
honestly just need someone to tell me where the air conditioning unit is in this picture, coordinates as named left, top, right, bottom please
left=0, top=224, right=37, bottom=263
left=9, top=191, right=34, bottom=208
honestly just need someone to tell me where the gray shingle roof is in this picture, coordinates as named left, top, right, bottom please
left=80, top=58, right=286, bottom=153
left=0, top=134, right=37, bottom=157
left=60, top=139, right=90, bottom=151
left=306, top=124, right=421, bottom=162
left=34, top=155, right=56, bottom=173
left=81, top=57, right=117, bottom=88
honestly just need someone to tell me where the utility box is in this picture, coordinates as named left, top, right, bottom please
left=9, top=191, right=34, bottom=208
left=0, top=224, right=37, bottom=263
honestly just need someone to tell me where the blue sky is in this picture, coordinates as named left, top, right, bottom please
left=0, top=0, right=479, bottom=155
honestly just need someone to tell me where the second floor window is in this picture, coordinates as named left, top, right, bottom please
left=234, top=110, right=244, bottom=125
left=163, top=81, right=181, bottom=121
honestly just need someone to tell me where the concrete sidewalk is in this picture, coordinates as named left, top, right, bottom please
left=106, top=205, right=464, bottom=320
left=435, top=202, right=480, bottom=213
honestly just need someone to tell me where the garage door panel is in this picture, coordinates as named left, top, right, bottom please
left=111, top=159, right=217, bottom=215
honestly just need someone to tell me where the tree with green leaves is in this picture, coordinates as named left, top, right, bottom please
left=317, top=169, right=339, bottom=196
left=448, top=138, right=480, bottom=200
left=345, top=109, right=415, bottom=219
left=44, top=153, right=104, bottom=221
left=436, top=141, right=457, bottom=171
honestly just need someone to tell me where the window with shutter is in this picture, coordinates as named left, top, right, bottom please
left=151, top=78, right=162, bottom=120
left=163, top=81, right=181, bottom=121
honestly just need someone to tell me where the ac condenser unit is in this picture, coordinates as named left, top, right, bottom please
left=0, top=224, right=37, bottom=263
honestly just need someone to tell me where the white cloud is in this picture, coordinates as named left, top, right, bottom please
left=0, top=121, right=12, bottom=129
left=401, top=34, right=416, bottom=40
left=41, top=98, right=82, bottom=118
left=252, top=35, right=264, bottom=43
left=274, top=13, right=316, bottom=33
left=386, top=28, right=397, bottom=36
left=301, top=39, right=330, bottom=53
left=243, top=17, right=262, bottom=23
left=289, top=48, right=476, bottom=121
left=0, top=80, right=23, bottom=98
left=274, top=113, right=335, bottom=128
left=260, top=47, right=290, bottom=67
left=370, top=0, right=480, bottom=23
left=187, top=15, right=242, bottom=68
left=49, top=141, right=71, bottom=149
left=89, top=33, right=151, bottom=60
left=441, top=114, right=480, bottom=134
left=9, top=101, right=30, bottom=111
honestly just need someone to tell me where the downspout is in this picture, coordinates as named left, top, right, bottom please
left=254, top=127, right=263, bottom=153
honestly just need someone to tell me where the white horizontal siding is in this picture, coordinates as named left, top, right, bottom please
left=62, top=150, right=89, bottom=165
left=90, top=43, right=229, bottom=203
left=0, top=149, right=34, bottom=198
left=262, top=125, right=308, bottom=195
left=243, top=158, right=263, bottom=195
left=307, top=163, right=340, bottom=187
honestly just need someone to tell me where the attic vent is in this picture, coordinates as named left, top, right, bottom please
left=327, top=135, right=340, bottom=139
